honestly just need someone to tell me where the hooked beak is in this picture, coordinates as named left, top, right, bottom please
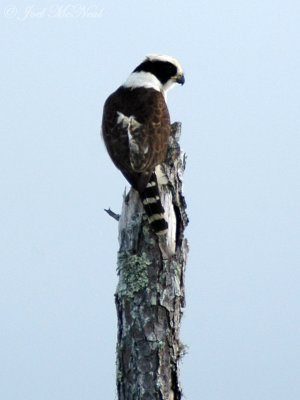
left=176, top=74, right=185, bottom=85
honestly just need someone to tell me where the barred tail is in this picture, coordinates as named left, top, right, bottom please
left=139, top=172, right=168, bottom=235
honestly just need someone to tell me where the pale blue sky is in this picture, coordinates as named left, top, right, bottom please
left=1, top=1, right=299, bottom=399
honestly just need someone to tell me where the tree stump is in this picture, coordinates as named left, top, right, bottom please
left=115, top=122, right=188, bottom=400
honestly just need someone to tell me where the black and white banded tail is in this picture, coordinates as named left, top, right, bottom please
left=139, top=172, right=168, bottom=235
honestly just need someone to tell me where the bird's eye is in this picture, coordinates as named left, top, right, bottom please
left=165, top=63, right=176, bottom=75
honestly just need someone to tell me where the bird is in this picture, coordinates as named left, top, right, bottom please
left=101, top=54, right=184, bottom=236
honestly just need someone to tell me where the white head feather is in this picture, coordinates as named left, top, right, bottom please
left=123, top=54, right=184, bottom=99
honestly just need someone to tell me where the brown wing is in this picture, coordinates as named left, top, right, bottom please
left=102, top=86, right=171, bottom=192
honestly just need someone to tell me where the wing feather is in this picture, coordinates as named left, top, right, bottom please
left=102, top=87, right=171, bottom=192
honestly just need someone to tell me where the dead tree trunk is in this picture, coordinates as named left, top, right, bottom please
left=115, top=122, right=188, bottom=400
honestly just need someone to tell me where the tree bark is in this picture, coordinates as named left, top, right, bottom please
left=115, top=122, right=188, bottom=400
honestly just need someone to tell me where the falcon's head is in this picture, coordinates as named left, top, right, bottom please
left=123, top=54, right=185, bottom=96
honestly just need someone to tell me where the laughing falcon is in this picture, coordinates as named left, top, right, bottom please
left=102, top=54, right=184, bottom=235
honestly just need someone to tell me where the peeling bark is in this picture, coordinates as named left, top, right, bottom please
left=115, top=122, right=188, bottom=400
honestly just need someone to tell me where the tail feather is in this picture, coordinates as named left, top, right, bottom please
left=139, top=173, right=168, bottom=235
